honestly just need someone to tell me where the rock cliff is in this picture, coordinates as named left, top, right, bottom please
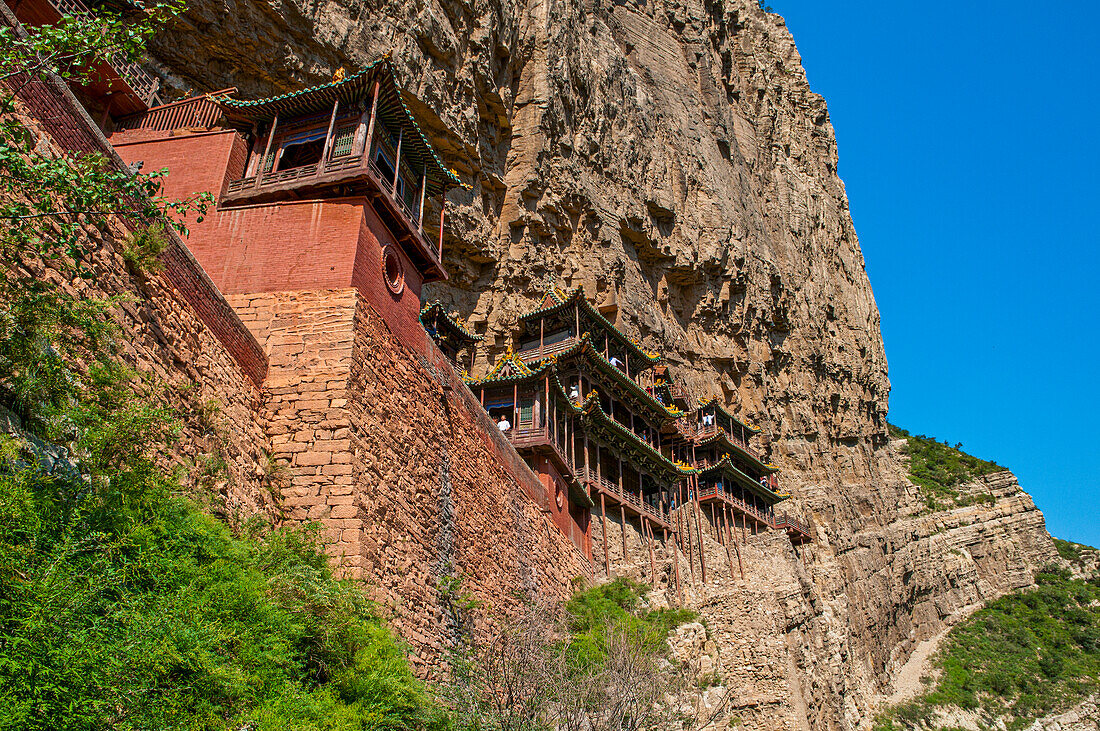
left=144, top=0, right=1057, bottom=726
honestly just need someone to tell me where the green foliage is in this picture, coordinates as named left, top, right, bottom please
left=0, top=9, right=441, bottom=729
left=888, top=424, right=1005, bottom=510
left=121, top=222, right=169, bottom=273
left=0, top=384, right=442, bottom=730
left=875, top=570, right=1100, bottom=730
left=564, top=577, right=698, bottom=669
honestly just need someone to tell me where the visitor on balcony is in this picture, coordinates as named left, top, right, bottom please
left=497, top=414, right=511, bottom=432
left=568, top=383, right=580, bottom=401
left=609, top=355, right=625, bottom=370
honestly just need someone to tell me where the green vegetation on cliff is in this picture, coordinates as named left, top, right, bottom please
left=875, top=566, right=1100, bottom=731
left=888, top=424, right=1005, bottom=509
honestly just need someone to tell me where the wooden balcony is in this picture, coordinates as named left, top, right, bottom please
left=517, top=336, right=578, bottom=362
left=220, top=147, right=446, bottom=282
left=697, top=484, right=773, bottom=527
left=582, top=470, right=671, bottom=531
left=114, top=93, right=228, bottom=134
left=773, top=514, right=812, bottom=543
left=507, top=424, right=574, bottom=476
left=694, top=423, right=763, bottom=461
left=14, top=0, right=160, bottom=114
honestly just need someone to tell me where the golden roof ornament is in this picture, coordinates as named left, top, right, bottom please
left=332, top=67, right=346, bottom=82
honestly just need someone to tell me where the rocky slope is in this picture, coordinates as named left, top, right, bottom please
left=145, top=0, right=1057, bottom=726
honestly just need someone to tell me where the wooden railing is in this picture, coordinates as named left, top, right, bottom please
left=693, top=423, right=761, bottom=460
left=697, top=484, right=773, bottom=526
left=506, top=425, right=573, bottom=472
left=517, top=336, right=578, bottom=362
left=115, top=93, right=229, bottom=133
left=366, top=155, right=421, bottom=227
left=582, top=470, right=670, bottom=527
left=773, top=513, right=811, bottom=538
left=225, top=152, right=365, bottom=194
left=52, top=0, right=160, bottom=104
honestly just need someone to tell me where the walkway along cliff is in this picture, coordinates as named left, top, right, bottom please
left=2, top=0, right=1061, bottom=726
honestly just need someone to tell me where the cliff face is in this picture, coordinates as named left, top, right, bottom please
left=145, top=0, right=1056, bottom=727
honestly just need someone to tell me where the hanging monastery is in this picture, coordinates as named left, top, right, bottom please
left=3, top=0, right=813, bottom=658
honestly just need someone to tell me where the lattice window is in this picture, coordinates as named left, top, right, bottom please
left=331, top=127, right=356, bottom=157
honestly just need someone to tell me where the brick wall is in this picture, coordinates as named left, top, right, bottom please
left=230, top=288, right=592, bottom=668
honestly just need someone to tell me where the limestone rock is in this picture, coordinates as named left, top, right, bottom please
left=144, top=0, right=1060, bottom=727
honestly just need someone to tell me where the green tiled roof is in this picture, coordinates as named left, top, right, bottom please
left=527, top=333, right=682, bottom=420
left=420, top=301, right=482, bottom=343
left=576, top=393, right=697, bottom=481
left=698, top=456, right=787, bottom=504
left=696, top=396, right=762, bottom=435
left=695, top=431, right=778, bottom=474
left=215, top=56, right=461, bottom=195
left=520, top=285, right=662, bottom=367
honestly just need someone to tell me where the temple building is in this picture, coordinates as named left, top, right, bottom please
left=106, top=57, right=462, bottom=351
left=420, top=301, right=481, bottom=370
left=466, top=287, right=695, bottom=564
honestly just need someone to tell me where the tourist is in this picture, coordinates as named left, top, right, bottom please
left=609, top=355, right=624, bottom=370
left=568, top=383, right=580, bottom=401
left=497, top=414, right=511, bottom=432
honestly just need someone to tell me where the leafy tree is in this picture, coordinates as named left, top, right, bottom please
left=0, top=6, right=443, bottom=730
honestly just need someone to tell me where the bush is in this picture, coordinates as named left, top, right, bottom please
left=888, top=424, right=1004, bottom=509
left=875, top=571, right=1100, bottom=730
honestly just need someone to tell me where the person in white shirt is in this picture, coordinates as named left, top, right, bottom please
left=609, top=355, right=624, bottom=370
left=568, top=383, right=580, bottom=401
left=497, top=414, right=511, bottom=432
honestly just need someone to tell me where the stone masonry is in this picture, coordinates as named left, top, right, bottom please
left=228, top=289, right=591, bottom=668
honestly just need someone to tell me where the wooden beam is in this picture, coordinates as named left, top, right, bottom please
left=321, top=98, right=340, bottom=163
left=391, top=128, right=403, bottom=198
left=417, top=170, right=427, bottom=233
left=600, top=492, right=610, bottom=577
left=363, top=80, right=380, bottom=159
left=256, top=113, right=278, bottom=188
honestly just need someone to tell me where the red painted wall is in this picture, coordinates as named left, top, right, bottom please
left=111, top=129, right=428, bottom=351
left=532, top=455, right=591, bottom=557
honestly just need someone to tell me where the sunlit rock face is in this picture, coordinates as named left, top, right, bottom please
left=147, top=0, right=1056, bottom=726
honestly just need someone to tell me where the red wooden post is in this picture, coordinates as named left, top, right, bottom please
left=363, top=80, right=380, bottom=159
left=256, top=113, right=278, bottom=187
left=438, top=193, right=446, bottom=261
left=600, top=491, right=610, bottom=576
left=417, top=171, right=427, bottom=233
left=391, top=128, right=403, bottom=198
left=321, top=98, right=340, bottom=164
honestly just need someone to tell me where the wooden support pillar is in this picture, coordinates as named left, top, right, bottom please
left=600, top=491, right=611, bottom=577
left=694, top=476, right=707, bottom=584
left=668, top=527, right=682, bottom=606
left=362, top=80, right=380, bottom=158
left=417, top=170, right=427, bottom=233
left=321, top=98, right=340, bottom=163
left=438, top=193, right=446, bottom=261
left=256, top=113, right=278, bottom=187
left=620, top=505, right=628, bottom=566
left=391, top=128, right=403, bottom=197
left=644, top=518, right=656, bottom=583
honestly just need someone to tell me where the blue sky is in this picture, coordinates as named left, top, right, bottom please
left=772, top=2, right=1100, bottom=546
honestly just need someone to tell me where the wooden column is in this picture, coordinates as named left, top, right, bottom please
left=362, top=80, right=380, bottom=158
left=644, top=518, right=656, bottom=582
left=321, top=98, right=340, bottom=163
left=669, top=526, right=682, bottom=605
left=391, top=128, right=403, bottom=197
left=694, top=475, right=707, bottom=584
left=438, top=193, right=446, bottom=260
left=620, top=505, right=628, bottom=565
left=417, top=171, right=427, bottom=233
left=600, top=492, right=611, bottom=577
left=256, top=113, right=278, bottom=187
